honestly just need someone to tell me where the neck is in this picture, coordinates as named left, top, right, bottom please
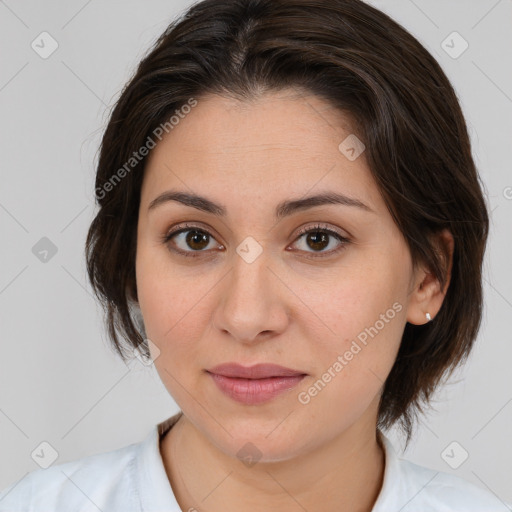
left=160, top=414, right=385, bottom=512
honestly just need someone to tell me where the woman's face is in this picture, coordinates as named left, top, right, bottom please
left=136, top=89, right=423, bottom=461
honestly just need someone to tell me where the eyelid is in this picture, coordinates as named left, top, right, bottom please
left=162, top=221, right=220, bottom=242
left=293, top=222, right=349, bottom=240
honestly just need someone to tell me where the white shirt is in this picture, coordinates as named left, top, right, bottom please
left=1, top=411, right=510, bottom=511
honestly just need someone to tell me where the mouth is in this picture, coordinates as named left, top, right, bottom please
left=205, top=362, right=307, bottom=405
left=207, top=362, right=306, bottom=379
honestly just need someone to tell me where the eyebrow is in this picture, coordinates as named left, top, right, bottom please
left=148, top=189, right=374, bottom=219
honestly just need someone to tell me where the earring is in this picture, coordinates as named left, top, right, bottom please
left=426, top=312, right=432, bottom=322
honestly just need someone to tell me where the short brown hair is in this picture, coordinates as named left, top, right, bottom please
left=85, top=0, right=489, bottom=446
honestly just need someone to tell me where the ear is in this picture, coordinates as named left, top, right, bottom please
left=406, top=228, right=454, bottom=325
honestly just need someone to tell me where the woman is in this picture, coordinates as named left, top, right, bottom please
left=1, top=0, right=510, bottom=510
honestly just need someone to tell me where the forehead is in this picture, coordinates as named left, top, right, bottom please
left=141, top=89, right=384, bottom=215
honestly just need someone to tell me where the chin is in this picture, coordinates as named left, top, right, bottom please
left=222, top=434, right=305, bottom=465
left=203, top=414, right=316, bottom=464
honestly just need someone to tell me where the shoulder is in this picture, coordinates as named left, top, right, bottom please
left=374, top=433, right=512, bottom=512
left=394, top=456, right=511, bottom=511
left=0, top=441, right=139, bottom=512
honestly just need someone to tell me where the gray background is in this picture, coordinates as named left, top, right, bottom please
left=1, top=0, right=511, bottom=505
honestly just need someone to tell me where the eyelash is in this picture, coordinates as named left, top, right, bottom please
left=161, top=222, right=351, bottom=260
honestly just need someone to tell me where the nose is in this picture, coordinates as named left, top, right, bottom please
left=211, top=247, right=290, bottom=344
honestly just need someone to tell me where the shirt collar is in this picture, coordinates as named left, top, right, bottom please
left=137, top=412, right=405, bottom=512
left=371, top=429, right=409, bottom=511
left=136, top=411, right=183, bottom=512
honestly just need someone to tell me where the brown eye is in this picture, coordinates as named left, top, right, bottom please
left=304, top=231, right=330, bottom=251
left=291, top=224, right=351, bottom=258
left=162, top=224, right=222, bottom=258
left=184, top=230, right=210, bottom=251
left=161, top=222, right=350, bottom=260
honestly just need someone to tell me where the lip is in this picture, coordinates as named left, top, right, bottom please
left=206, top=363, right=307, bottom=405
left=207, top=362, right=306, bottom=379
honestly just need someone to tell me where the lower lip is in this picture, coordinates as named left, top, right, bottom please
left=207, top=372, right=306, bottom=405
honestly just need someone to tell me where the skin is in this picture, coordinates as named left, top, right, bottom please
left=135, top=88, right=454, bottom=512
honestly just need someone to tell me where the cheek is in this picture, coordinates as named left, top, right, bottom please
left=135, top=248, right=218, bottom=376
left=138, top=272, right=208, bottom=349
left=296, top=253, right=409, bottom=400
left=137, top=241, right=196, bottom=332
left=137, top=262, right=213, bottom=404
left=294, top=294, right=406, bottom=438
left=303, top=256, right=407, bottom=349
